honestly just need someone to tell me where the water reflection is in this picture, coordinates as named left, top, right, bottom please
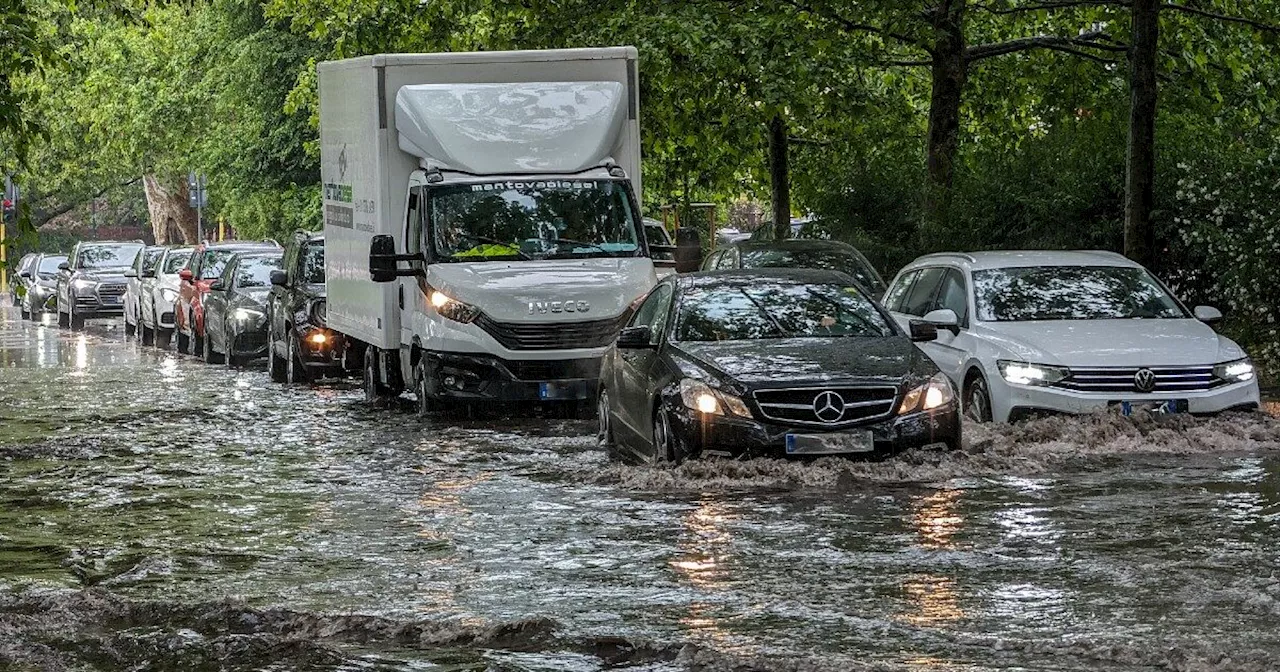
left=899, top=574, right=964, bottom=627
left=670, top=498, right=734, bottom=589
left=912, top=489, right=964, bottom=550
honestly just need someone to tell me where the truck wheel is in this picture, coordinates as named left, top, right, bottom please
left=414, top=360, right=437, bottom=417
left=362, top=345, right=394, bottom=403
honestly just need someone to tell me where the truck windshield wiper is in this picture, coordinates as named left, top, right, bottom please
left=544, top=237, right=633, bottom=257
left=456, top=234, right=533, bottom=261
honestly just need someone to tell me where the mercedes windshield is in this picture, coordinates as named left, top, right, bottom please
left=428, top=179, right=641, bottom=262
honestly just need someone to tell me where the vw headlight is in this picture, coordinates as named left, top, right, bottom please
left=160, top=288, right=178, bottom=303
left=997, top=360, right=1070, bottom=386
left=234, top=308, right=265, bottom=321
left=72, top=278, right=98, bottom=291
left=898, top=372, right=956, bottom=414
left=1213, top=357, right=1255, bottom=383
left=426, top=285, right=480, bottom=324
left=678, top=379, right=751, bottom=418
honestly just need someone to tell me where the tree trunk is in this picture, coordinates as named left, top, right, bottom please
left=768, top=114, right=791, bottom=239
left=1124, top=0, right=1159, bottom=266
left=922, top=0, right=968, bottom=243
left=142, top=175, right=198, bottom=244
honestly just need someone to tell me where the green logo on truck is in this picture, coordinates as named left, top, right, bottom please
left=324, top=183, right=353, bottom=203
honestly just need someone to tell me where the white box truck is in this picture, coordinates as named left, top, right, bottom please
left=319, top=48, right=693, bottom=409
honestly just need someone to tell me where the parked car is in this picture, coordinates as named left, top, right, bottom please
left=11, top=253, right=37, bottom=306
left=18, top=253, right=65, bottom=319
left=202, top=251, right=284, bottom=366
left=139, top=246, right=193, bottom=348
left=123, top=245, right=165, bottom=337
left=643, top=218, right=677, bottom=277
left=175, top=240, right=281, bottom=355
left=597, top=269, right=960, bottom=462
left=266, top=232, right=344, bottom=383
left=883, top=250, right=1261, bottom=423
left=56, top=241, right=145, bottom=330
left=701, top=239, right=887, bottom=298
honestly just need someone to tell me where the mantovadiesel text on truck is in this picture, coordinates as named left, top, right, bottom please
left=318, top=48, right=698, bottom=410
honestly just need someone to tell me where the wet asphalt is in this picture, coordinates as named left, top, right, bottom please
left=2, top=302, right=1280, bottom=671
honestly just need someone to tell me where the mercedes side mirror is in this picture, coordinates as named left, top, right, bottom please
left=270, top=270, right=288, bottom=287
left=58, top=261, right=70, bottom=272
left=209, top=280, right=226, bottom=292
left=1194, top=305, right=1223, bottom=325
left=921, top=308, right=960, bottom=333
left=179, top=269, right=193, bottom=282
left=674, top=228, right=702, bottom=274
left=124, top=269, right=138, bottom=278
left=909, top=320, right=938, bottom=342
left=616, top=325, right=654, bottom=349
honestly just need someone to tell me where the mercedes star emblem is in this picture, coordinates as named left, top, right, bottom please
left=1133, top=368, right=1157, bottom=393
left=812, top=391, right=846, bottom=423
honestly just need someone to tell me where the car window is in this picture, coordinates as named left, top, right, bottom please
left=234, top=256, right=284, bottom=289
left=935, top=268, right=969, bottom=326
left=901, top=267, right=946, bottom=317
left=299, top=241, right=325, bottom=284
left=628, top=284, right=674, bottom=344
left=77, top=243, right=144, bottom=270
left=38, top=256, right=65, bottom=276
left=163, top=250, right=192, bottom=274
left=739, top=246, right=886, bottom=295
left=884, top=269, right=919, bottom=313
left=715, top=249, right=738, bottom=270
left=676, top=281, right=894, bottom=341
left=972, top=265, right=1187, bottom=321
left=141, top=249, right=164, bottom=274
left=200, top=249, right=254, bottom=279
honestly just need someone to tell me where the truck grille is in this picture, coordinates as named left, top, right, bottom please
left=1053, top=366, right=1219, bottom=393
left=503, top=357, right=602, bottom=381
left=474, top=314, right=625, bottom=351
left=753, top=386, right=899, bottom=427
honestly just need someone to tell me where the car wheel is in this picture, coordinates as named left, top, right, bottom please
left=286, top=335, right=310, bottom=384
left=651, top=407, right=679, bottom=464
left=124, top=311, right=135, bottom=336
left=598, top=389, right=618, bottom=457
left=69, top=304, right=84, bottom=331
left=155, top=322, right=171, bottom=350
left=201, top=327, right=223, bottom=364
left=141, top=322, right=155, bottom=346
left=964, top=372, right=994, bottom=423
left=268, top=329, right=287, bottom=383
left=58, top=309, right=69, bottom=328
left=19, top=303, right=29, bottom=320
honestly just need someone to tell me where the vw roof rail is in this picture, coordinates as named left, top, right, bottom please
left=917, top=251, right=976, bottom=263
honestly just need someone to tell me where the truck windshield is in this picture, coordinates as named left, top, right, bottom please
left=429, top=180, right=640, bottom=262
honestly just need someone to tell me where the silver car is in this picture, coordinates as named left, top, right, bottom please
left=138, top=246, right=193, bottom=348
left=18, top=253, right=65, bottom=319
left=124, top=245, right=165, bottom=338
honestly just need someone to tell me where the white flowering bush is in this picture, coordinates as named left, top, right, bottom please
left=1166, top=154, right=1280, bottom=383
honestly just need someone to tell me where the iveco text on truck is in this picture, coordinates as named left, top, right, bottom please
left=319, top=48, right=694, bottom=410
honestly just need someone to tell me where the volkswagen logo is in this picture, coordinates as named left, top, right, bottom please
left=812, top=391, right=846, bottom=423
left=1133, top=368, right=1157, bottom=393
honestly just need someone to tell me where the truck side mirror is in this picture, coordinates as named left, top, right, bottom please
left=369, top=234, right=398, bottom=283
left=674, top=228, right=702, bottom=274
left=270, top=270, right=288, bottom=287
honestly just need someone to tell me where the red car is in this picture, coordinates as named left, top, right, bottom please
left=176, top=240, right=281, bottom=355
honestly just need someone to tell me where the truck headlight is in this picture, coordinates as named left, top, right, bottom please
left=234, top=308, right=265, bottom=321
left=73, top=278, right=98, bottom=291
left=898, top=372, right=955, bottom=414
left=678, top=378, right=751, bottom=418
left=1213, top=358, right=1255, bottom=383
left=997, top=360, right=1070, bottom=386
left=426, top=285, right=480, bottom=324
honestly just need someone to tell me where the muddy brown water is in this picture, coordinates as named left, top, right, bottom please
left=2, top=305, right=1280, bottom=671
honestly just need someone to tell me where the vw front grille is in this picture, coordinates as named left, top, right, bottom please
left=753, top=386, right=899, bottom=427
left=1053, top=366, right=1219, bottom=393
left=474, top=314, right=626, bottom=351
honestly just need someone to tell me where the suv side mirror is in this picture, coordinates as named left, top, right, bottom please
left=921, top=308, right=960, bottom=333
left=179, top=269, right=193, bottom=282
left=124, top=269, right=138, bottom=278
left=58, top=261, right=70, bottom=272
left=616, top=325, right=654, bottom=349
left=674, top=228, right=702, bottom=274
left=141, top=269, right=156, bottom=279
left=909, top=320, right=938, bottom=342
left=209, top=279, right=226, bottom=292
left=270, top=269, right=288, bottom=287
left=19, top=271, right=31, bottom=279
left=1194, top=305, right=1223, bottom=324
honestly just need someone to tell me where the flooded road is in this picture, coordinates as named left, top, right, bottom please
left=3, top=304, right=1280, bottom=671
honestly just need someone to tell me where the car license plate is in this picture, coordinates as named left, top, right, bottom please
left=538, top=381, right=587, bottom=401
left=1118, top=399, right=1188, bottom=416
left=785, top=430, right=874, bottom=455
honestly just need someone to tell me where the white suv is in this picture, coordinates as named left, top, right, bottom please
left=883, top=250, right=1260, bottom=423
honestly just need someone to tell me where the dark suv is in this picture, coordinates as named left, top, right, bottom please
left=267, top=231, right=345, bottom=383
left=56, top=241, right=145, bottom=330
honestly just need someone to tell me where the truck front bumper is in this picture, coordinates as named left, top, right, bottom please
left=422, top=351, right=602, bottom=402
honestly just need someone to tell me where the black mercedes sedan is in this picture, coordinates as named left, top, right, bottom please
left=201, top=251, right=283, bottom=367
left=597, top=269, right=960, bottom=462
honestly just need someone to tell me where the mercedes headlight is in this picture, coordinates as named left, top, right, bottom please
left=997, top=360, right=1070, bottom=386
left=426, top=285, right=480, bottom=324
left=72, top=278, right=98, bottom=291
left=1213, top=357, right=1255, bottom=383
left=678, top=378, right=751, bottom=418
left=898, top=372, right=956, bottom=415
left=234, top=308, right=265, bottom=321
